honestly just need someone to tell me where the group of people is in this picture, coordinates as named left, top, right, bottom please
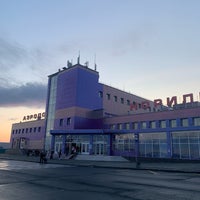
left=39, top=145, right=78, bottom=163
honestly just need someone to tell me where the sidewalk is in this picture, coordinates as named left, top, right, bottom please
left=0, top=154, right=200, bottom=173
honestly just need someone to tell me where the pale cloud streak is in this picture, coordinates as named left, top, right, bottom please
left=0, top=37, right=47, bottom=108
left=0, top=83, right=47, bottom=108
left=0, top=37, right=82, bottom=109
left=0, top=37, right=27, bottom=70
left=0, top=37, right=71, bottom=83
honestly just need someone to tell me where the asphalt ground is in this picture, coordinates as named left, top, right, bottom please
left=0, top=154, right=200, bottom=173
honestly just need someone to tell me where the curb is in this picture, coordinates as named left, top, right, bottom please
left=0, top=156, right=200, bottom=174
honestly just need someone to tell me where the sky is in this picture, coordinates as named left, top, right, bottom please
left=1, top=0, right=200, bottom=142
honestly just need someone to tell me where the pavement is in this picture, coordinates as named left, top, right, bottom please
left=0, top=153, right=200, bottom=173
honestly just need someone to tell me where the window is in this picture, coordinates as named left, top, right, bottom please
left=141, top=121, right=147, bottom=129
left=67, top=117, right=71, bottom=125
left=194, top=117, right=200, bottom=126
left=22, top=129, right=24, bottom=134
left=172, top=131, right=200, bottom=159
left=30, top=128, right=32, bottom=133
left=114, top=96, right=118, bottom=102
left=181, top=118, right=188, bottom=127
left=113, top=134, right=135, bottom=152
left=139, top=132, right=167, bottom=158
left=127, top=100, right=130, bottom=105
left=125, top=123, right=130, bottom=130
left=26, top=128, right=28, bottom=133
left=110, top=124, right=115, bottom=130
left=106, top=93, right=111, bottom=100
left=117, top=123, right=123, bottom=130
left=120, top=98, right=124, bottom=104
left=19, top=129, right=21, bottom=134
left=170, top=119, right=177, bottom=128
left=98, top=91, right=103, bottom=98
left=59, top=119, right=63, bottom=126
left=160, top=120, right=166, bottom=128
left=34, top=127, right=37, bottom=132
left=12, top=130, right=15, bottom=134
left=150, top=121, right=156, bottom=129
left=38, top=127, right=41, bottom=132
left=133, top=122, right=138, bottom=129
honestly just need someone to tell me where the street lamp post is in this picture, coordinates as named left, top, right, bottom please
left=135, top=133, right=140, bottom=168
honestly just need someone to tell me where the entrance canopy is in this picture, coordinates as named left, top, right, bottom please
left=50, top=129, right=104, bottom=135
left=50, top=129, right=130, bottom=135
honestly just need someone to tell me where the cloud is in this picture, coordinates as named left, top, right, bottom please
left=0, top=37, right=28, bottom=70
left=0, top=83, right=47, bottom=108
left=8, top=117, right=19, bottom=121
left=110, top=31, right=142, bottom=56
left=108, top=24, right=156, bottom=58
left=0, top=37, right=75, bottom=109
left=0, top=37, right=77, bottom=86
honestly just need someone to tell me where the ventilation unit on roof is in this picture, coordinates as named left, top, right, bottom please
left=67, top=60, right=73, bottom=68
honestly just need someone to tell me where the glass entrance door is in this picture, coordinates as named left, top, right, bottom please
left=55, top=142, right=62, bottom=153
left=81, top=143, right=89, bottom=154
left=95, top=143, right=105, bottom=155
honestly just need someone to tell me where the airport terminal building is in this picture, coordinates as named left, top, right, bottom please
left=10, top=60, right=200, bottom=160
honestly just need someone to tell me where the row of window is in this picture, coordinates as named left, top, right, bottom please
left=110, top=117, right=200, bottom=130
left=113, top=131, right=200, bottom=159
left=99, top=91, right=144, bottom=107
left=59, top=117, right=71, bottom=126
left=12, top=127, right=42, bottom=134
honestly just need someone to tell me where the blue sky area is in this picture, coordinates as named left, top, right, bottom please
left=0, top=0, right=200, bottom=141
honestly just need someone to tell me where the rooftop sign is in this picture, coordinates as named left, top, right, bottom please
left=130, top=93, right=197, bottom=111
left=23, top=112, right=45, bottom=121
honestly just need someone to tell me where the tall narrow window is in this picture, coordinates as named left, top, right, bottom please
left=59, top=119, right=63, bottom=126
left=106, top=93, right=111, bottom=100
left=133, top=122, right=138, bottom=129
left=98, top=91, right=103, bottom=98
left=110, top=124, right=115, bottom=129
left=117, top=123, right=123, bottom=130
left=125, top=123, right=130, bottom=130
left=67, top=117, right=71, bottom=125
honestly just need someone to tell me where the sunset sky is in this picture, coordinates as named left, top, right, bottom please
left=1, top=0, right=200, bottom=142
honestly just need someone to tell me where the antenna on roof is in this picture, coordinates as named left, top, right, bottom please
left=77, top=51, right=80, bottom=64
left=94, top=53, right=97, bottom=71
